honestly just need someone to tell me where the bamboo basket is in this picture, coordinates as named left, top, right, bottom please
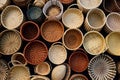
left=1, top=5, right=24, bottom=30
left=69, top=74, right=88, bottom=80
left=31, top=75, right=50, bottom=80
left=83, top=31, right=106, bottom=55
left=0, top=0, right=10, bottom=11
left=0, top=30, right=22, bottom=55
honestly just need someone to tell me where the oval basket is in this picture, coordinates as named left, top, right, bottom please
left=31, top=75, right=50, bottom=80
left=0, top=30, right=22, bottom=55
left=1, top=5, right=24, bottom=30
left=0, top=0, right=10, bottom=11
left=69, top=74, right=88, bottom=80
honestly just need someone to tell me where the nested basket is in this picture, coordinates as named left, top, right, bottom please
left=24, top=40, right=48, bottom=65
left=48, top=42, right=67, bottom=65
left=0, top=0, right=10, bottom=11
left=0, top=30, right=22, bottom=55
left=83, top=31, right=106, bottom=55
left=69, top=74, right=88, bottom=80
left=31, top=75, right=50, bottom=80
left=62, top=29, right=83, bottom=50
left=41, top=19, right=64, bottom=42
left=84, top=8, right=106, bottom=31
left=106, top=32, right=120, bottom=56
left=1, top=5, right=24, bottom=30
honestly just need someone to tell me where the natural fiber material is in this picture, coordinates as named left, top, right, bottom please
left=0, top=0, right=10, bottom=10
left=60, top=0, right=74, bottom=4
left=88, top=54, right=116, bottom=80
left=31, top=75, right=50, bottom=80
left=0, top=30, right=22, bottom=55
left=117, top=61, right=120, bottom=74
left=69, top=74, right=88, bottom=80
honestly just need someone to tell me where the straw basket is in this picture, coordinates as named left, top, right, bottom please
left=83, top=31, right=106, bottom=55
left=62, top=29, right=83, bottom=50
left=31, top=75, right=50, bottom=80
left=0, top=0, right=10, bottom=11
left=48, top=42, right=67, bottom=65
left=33, top=0, right=48, bottom=8
left=24, top=40, right=48, bottom=65
left=1, top=5, right=24, bottom=30
left=104, top=12, right=120, bottom=33
left=41, top=20, right=64, bottom=42
left=0, top=30, right=22, bottom=55
left=106, top=32, right=120, bottom=56
left=84, top=8, right=106, bottom=31
left=59, top=0, right=74, bottom=4
left=69, top=48, right=89, bottom=72
left=88, top=54, right=116, bottom=80
left=69, top=74, right=88, bottom=80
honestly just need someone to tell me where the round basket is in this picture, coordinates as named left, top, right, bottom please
left=106, top=32, right=120, bottom=56
left=1, top=5, right=24, bottom=30
left=69, top=74, right=88, bottom=80
left=84, top=8, right=106, bottom=31
left=88, top=54, right=116, bottom=80
left=20, top=21, right=40, bottom=41
left=83, top=31, right=106, bottom=55
left=41, top=20, right=64, bottom=42
left=31, top=75, right=50, bottom=80
left=69, top=48, right=89, bottom=72
left=33, top=0, right=47, bottom=8
left=0, top=30, right=22, bottom=55
left=24, top=40, right=48, bottom=65
left=48, top=42, right=67, bottom=65
left=59, top=0, right=74, bottom=4
left=62, top=29, right=83, bottom=50
left=0, top=0, right=10, bottom=11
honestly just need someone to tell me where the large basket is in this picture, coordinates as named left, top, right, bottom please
left=41, top=20, right=64, bottom=42
left=1, top=5, right=24, bottom=30
left=0, top=0, right=10, bottom=11
left=0, top=30, right=22, bottom=55
left=69, top=74, right=88, bottom=80
left=83, top=31, right=106, bottom=55
left=31, top=75, right=50, bottom=80
left=24, top=40, right=48, bottom=65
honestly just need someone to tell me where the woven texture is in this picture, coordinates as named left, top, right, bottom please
left=31, top=75, right=50, bottom=80
left=69, top=74, right=88, bottom=80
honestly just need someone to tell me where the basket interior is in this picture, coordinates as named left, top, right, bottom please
left=60, top=0, right=73, bottom=4
left=70, top=74, right=88, bottom=80
left=0, top=0, right=7, bottom=8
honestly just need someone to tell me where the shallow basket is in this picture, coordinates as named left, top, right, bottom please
left=88, top=54, right=116, bottom=80
left=31, top=75, right=50, bottom=80
left=69, top=74, right=88, bottom=80
left=1, top=5, right=24, bottom=30
left=0, top=0, right=10, bottom=11
left=0, top=30, right=22, bottom=55
left=83, top=31, right=106, bottom=55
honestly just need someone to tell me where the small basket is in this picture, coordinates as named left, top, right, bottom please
left=1, top=5, right=24, bottom=30
left=0, top=30, right=22, bottom=55
left=31, top=75, right=50, bottom=80
left=69, top=74, right=88, bottom=80
left=41, top=20, right=64, bottom=42
left=62, top=29, right=83, bottom=50
left=88, top=54, right=116, bottom=80
left=24, top=40, right=48, bottom=65
left=83, top=31, right=106, bottom=55
left=59, top=0, right=74, bottom=4
left=0, top=0, right=10, bottom=11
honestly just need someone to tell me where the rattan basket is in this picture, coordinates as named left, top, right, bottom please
left=0, top=0, right=10, bottom=11
left=69, top=74, right=88, bottom=80
left=1, top=5, right=24, bottom=30
left=83, top=31, right=106, bottom=55
left=31, top=75, right=50, bottom=80
left=0, top=30, right=22, bottom=55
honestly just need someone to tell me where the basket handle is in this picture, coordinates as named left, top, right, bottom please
left=51, top=42, right=63, bottom=47
left=67, top=3, right=82, bottom=11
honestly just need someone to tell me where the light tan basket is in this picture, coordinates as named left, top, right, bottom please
left=83, top=31, right=106, bottom=55
left=1, top=5, right=24, bottom=30
left=31, top=75, right=50, bottom=80
left=106, top=32, right=120, bottom=56
left=0, top=30, right=22, bottom=55
left=84, top=8, right=106, bottom=31
left=33, top=0, right=48, bottom=8
left=0, top=0, right=10, bottom=11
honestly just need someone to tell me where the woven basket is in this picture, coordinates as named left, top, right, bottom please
left=41, top=20, right=64, bottom=42
left=1, top=5, right=24, bottom=30
left=48, top=42, right=67, bottom=65
left=84, top=8, right=106, bottom=31
left=106, top=32, right=120, bottom=56
left=59, top=0, right=74, bottom=4
left=33, top=0, right=47, bottom=8
left=0, top=0, right=10, bottom=11
left=24, top=40, right=48, bottom=65
left=31, top=75, right=50, bottom=80
left=0, top=30, right=22, bottom=55
left=104, top=12, right=120, bottom=33
left=88, top=54, right=116, bottom=80
left=20, top=21, right=40, bottom=41
left=62, top=29, right=83, bottom=50
left=69, top=48, right=89, bottom=72
left=69, top=74, right=88, bottom=80
left=83, top=31, right=106, bottom=55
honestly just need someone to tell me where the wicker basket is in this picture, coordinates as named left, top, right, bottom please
left=0, top=0, right=10, bottom=11
left=59, top=0, right=74, bottom=4
left=41, top=20, right=64, bottom=42
left=0, top=30, right=22, bottom=55
left=62, top=29, right=83, bottom=50
left=106, top=32, right=120, bottom=56
left=48, top=42, right=67, bottom=65
left=31, top=75, right=50, bottom=80
left=1, top=5, right=24, bottom=30
left=24, top=40, right=48, bottom=65
left=69, top=74, right=88, bottom=80
left=69, top=48, right=89, bottom=72
left=83, top=31, right=106, bottom=55
left=84, top=8, right=106, bottom=31
left=117, top=61, right=120, bottom=74
left=88, top=54, right=116, bottom=80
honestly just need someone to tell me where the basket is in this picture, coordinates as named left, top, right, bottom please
left=69, top=74, right=88, bottom=80
left=48, top=42, right=67, bottom=65
left=59, top=0, right=74, bottom=4
left=117, top=61, right=120, bottom=74
left=69, top=48, right=89, bottom=72
left=0, top=30, right=22, bottom=55
left=84, top=8, right=106, bottom=31
left=33, top=0, right=47, bottom=8
left=20, top=21, right=40, bottom=41
left=83, top=31, right=106, bottom=55
left=31, top=75, right=50, bottom=80
left=106, top=32, right=120, bottom=56
left=62, top=29, right=83, bottom=50
left=0, top=0, right=10, bottom=11
left=41, top=20, right=64, bottom=42
left=24, top=40, right=48, bottom=65
left=88, top=54, right=116, bottom=80
left=104, top=12, right=120, bottom=33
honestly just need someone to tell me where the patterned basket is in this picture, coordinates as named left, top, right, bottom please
left=31, top=75, right=50, bottom=80
left=0, top=0, right=10, bottom=11
left=69, top=74, right=88, bottom=80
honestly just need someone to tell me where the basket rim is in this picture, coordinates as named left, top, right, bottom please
left=31, top=75, right=50, bottom=80
left=60, top=0, right=74, bottom=4
left=69, top=74, right=88, bottom=80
